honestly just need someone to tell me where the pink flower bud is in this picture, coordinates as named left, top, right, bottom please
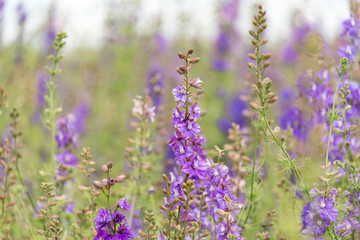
left=102, top=165, right=108, bottom=173
left=115, top=175, right=126, bottom=183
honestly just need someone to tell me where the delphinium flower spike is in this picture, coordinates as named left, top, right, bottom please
left=37, top=182, right=63, bottom=239
left=126, top=94, right=157, bottom=233
left=246, top=4, right=339, bottom=240
left=73, top=148, right=100, bottom=239
left=44, top=32, right=67, bottom=178
left=92, top=161, right=132, bottom=239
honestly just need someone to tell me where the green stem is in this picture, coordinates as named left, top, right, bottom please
left=325, top=69, right=342, bottom=170
left=48, top=48, right=60, bottom=179
left=262, top=113, right=338, bottom=240
left=243, top=123, right=260, bottom=227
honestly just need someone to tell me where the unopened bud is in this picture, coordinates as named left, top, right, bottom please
left=102, top=165, right=108, bottom=173
left=93, top=181, right=103, bottom=189
left=248, top=62, right=256, bottom=69
left=178, top=52, right=185, bottom=59
left=266, top=96, right=278, bottom=103
left=115, top=175, right=126, bottom=183
left=261, top=39, right=268, bottom=45
left=189, top=78, right=203, bottom=89
left=349, top=125, right=357, bottom=132
left=106, top=161, right=113, bottom=169
left=248, top=53, right=257, bottom=60
left=263, top=61, right=270, bottom=68
left=189, top=58, right=200, bottom=64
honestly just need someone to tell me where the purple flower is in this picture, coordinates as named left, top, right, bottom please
left=182, top=158, right=208, bottom=179
left=172, top=85, right=187, bottom=107
left=178, top=120, right=201, bottom=139
left=341, top=14, right=360, bottom=40
left=17, top=3, right=26, bottom=25
left=189, top=103, right=201, bottom=121
left=55, top=114, right=78, bottom=149
left=218, top=93, right=249, bottom=134
left=94, top=208, right=112, bottom=231
left=117, top=197, right=130, bottom=211
left=56, top=150, right=78, bottom=166
left=172, top=108, right=185, bottom=127
left=337, top=45, right=358, bottom=62
left=301, top=188, right=339, bottom=238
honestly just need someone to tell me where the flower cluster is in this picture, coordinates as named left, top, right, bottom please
left=55, top=114, right=79, bottom=178
left=132, top=96, right=156, bottom=123
left=338, top=14, right=360, bottom=62
left=301, top=188, right=339, bottom=239
left=93, top=161, right=132, bottom=240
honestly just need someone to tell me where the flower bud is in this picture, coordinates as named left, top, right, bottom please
left=249, top=30, right=256, bottom=37
left=102, top=165, right=108, bottom=173
left=115, top=175, right=126, bottom=183
left=187, top=48, right=193, bottom=54
left=261, top=39, right=268, bottom=45
left=93, top=181, right=103, bottom=189
left=102, top=178, right=109, bottom=188
left=176, top=67, right=185, bottom=75
left=189, top=58, right=200, bottom=64
left=189, top=78, right=203, bottom=89
left=178, top=52, right=185, bottom=59
left=248, top=53, right=257, bottom=60
left=107, top=161, right=113, bottom=169
left=248, top=62, right=256, bottom=69
left=263, top=61, right=270, bottom=68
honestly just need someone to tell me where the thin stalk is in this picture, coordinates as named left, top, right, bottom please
left=12, top=115, right=37, bottom=213
left=325, top=71, right=342, bottom=170
left=129, top=118, right=145, bottom=225
left=48, top=48, right=59, bottom=177
left=243, top=124, right=260, bottom=226
left=262, top=113, right=338, bottom=240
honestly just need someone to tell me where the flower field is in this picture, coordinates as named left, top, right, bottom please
left=1, top=1, right=360, bottom=239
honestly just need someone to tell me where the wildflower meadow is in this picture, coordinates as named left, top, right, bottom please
left=1, top=1, right=360, bottom=239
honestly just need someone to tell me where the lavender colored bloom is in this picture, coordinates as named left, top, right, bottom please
left=36, top=71, right=48, bottom=107
left=212, top=59, right=231, bottom=71
left=132, top=97, right=156, bottom=122
left=218, top=93, right=249, bottom=134
left=94, top=207, right=132, bottom=240
left=171, top=85, right=187, bottom=107
left=182, top=158, right=208, bottom=179
left=337, top=45, right=358, bottom=62
left=301, top=188, right=339, bottom=238
left=16, top=3, right=26, bottom=25
left=65, top=201, right=75, bottom=213
left=73, top=102, right=90, bottom=135
left=279, top=106, right=310, bottom=141
left=117, top=197, right=130, bottom=211
left=94, top=208, right=112, bottom=231
left=341, top=14, right=360, bottom=40
left=216, top=31, right=230, bottom=54
left=56, top=150, right=78, bottom=166
left=178, top=120, right=201, bottom=139
left=55, top=114, right=78, bottom=149
left=172, top=108, right=185, bottom=127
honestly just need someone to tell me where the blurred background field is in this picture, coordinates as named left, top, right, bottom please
left=0, top=0, right=357, bottom=239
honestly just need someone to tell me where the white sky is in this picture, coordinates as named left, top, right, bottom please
left=2, top=0, right=351, bottom=50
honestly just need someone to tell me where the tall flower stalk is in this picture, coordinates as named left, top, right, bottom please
left=44, top=32, right=67, bottom=177
left=246, top=5, right=339, bottom=240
